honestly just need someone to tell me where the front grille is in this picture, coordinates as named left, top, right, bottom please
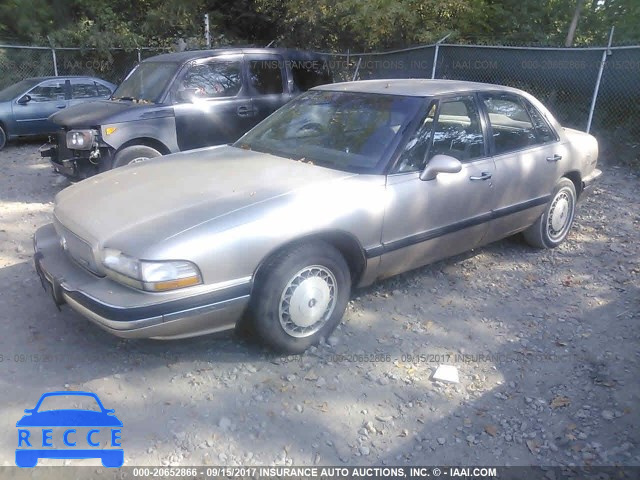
left=53, top=217, right=101, bottom=275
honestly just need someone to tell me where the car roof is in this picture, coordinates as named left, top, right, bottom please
left=144, top=48, right=328, bottom=64
left=25, top=76, right=105, bottom=82
left=314, top=79, right=524, bottom=97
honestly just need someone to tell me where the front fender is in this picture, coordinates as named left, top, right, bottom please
left=100, top=116, right=178, bottom=153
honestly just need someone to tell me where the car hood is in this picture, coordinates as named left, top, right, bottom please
left=16, top=410, right=122, bottom=427
left=49, top=99, right=169, bottom=128
left=54, top=145, right=357, bottom=254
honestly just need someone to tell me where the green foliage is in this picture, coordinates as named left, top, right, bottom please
left=0, top=0, right=638, bottom=51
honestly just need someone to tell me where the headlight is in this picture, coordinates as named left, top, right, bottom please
left=102, top=249, right=202, bottom=292
left=66, top=129, right=97, bottom=150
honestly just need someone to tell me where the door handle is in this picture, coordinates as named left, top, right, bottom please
left=469, top=172, right=492, bottom=181
left=236, top=105, right=253, bottom=116
left=546, top=154, right=562, bottom=162
left=56, top=105, right=66, bottom=109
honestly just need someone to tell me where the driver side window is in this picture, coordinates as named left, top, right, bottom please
left=27, top=80, right=67, bottom=102
left=394, top=96, right=485, bottom=173
left=179, top=60, right=242, bottom=99
left=429, top=97, right=484, bottom=162
left=394, top=101, right=437, bottom=173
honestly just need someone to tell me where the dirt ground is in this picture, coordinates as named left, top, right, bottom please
left=0, top=142, right=638, bottom=468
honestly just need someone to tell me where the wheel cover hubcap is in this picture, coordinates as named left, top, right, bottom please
left=279, top=265, right=337, bottom=338
left=547, top=190, right=573, bottom=241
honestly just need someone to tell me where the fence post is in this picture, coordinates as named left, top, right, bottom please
left=137, top=48, right=141, bottom=63
left=586, top=26, right=614, bottom=133
left=204, top=13, right=210, bottom=48
left=352, top=57, right=362, bottom=81
left=51, top=48, right=58, bottom=76
left=431, top=33, right=451, bottom=79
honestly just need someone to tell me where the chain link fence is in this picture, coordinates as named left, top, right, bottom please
left=0, top=45, right=168, bottom=90
left=1, top=41, right=638, bottom=165
left=330, top=42, right=640, bottom=166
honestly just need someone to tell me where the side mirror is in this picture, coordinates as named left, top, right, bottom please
left=419, top=154, right=462, bottom=181
left=17, top=94, right=31, bottom=105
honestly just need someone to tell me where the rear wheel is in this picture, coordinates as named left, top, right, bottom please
left=112, top=145, right=161, bottom=169
left=248, top=241, right=351, bottom=353
left=0, top=125, right=7, bottom=150
left=523, top=178, right=576, bottom=249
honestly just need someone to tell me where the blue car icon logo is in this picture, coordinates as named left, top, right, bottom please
left=16, top=391, right=123, bottom=468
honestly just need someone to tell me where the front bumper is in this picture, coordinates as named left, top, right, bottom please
left=33, top=223, right=250, bottom=339
left=40, top=142, right=83, bottom=178
left=41, top=139, right=103, bottom=179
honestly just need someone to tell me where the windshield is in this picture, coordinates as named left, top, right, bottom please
left=234, top=90, right=421, bottom=173
left=112, top=62, right=177, bottom=103
left=0, top=78, right=40, bottom=101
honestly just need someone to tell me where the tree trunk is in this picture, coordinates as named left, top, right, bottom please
left=565, top=0, right=586, bottom=47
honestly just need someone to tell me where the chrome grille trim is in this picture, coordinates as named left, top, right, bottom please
left=53, top=216, right=101, bottom=275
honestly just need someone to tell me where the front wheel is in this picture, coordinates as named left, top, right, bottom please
left=248, top=241, right=351, bottom=354
left=112, top=145, right=161, bottom=169
left=523, top=178, right=577, bottom=249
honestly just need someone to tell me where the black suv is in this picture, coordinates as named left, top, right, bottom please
left=42, top=48, right=332, bottom=178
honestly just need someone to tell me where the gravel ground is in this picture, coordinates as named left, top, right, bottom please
left=0, top=142, right=638, bottom=468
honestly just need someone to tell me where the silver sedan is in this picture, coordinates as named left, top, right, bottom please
left=33, top=79, right=601, bottom=353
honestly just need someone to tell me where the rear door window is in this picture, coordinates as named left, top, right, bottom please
left=249, top=59, right=284, bottom=95
left=71, top=79, right=100, bottom=98
left=481, top=94, right=542, bottom=154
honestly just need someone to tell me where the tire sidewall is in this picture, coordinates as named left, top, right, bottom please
left=112, top=145, right=161, bottom=169
left=0, top=125, right=6, bottom=150
left=251, top=242, right=351, bottom=354
left=539, top=178, right=577, bottom=248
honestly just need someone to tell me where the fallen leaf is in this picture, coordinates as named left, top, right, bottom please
left=550, top=395, right=571, bottom=408
left=526, top=439, right=539, bottom=454
left=484, top=425, right=498, bottom=437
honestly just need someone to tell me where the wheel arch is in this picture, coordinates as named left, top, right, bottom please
left=116, top=137, right=171, bottom=156
left=562, top=170, right=582, bottom=198
left=252, top=230, right=367, bottom=289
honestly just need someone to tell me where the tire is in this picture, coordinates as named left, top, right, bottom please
left=112, top=145, right=161, bottom=169
left=523, top=178, right=577, bottom=249
left=0, top=124, right=7, bottom=150
left=248, top=241, right=351, bottom=354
